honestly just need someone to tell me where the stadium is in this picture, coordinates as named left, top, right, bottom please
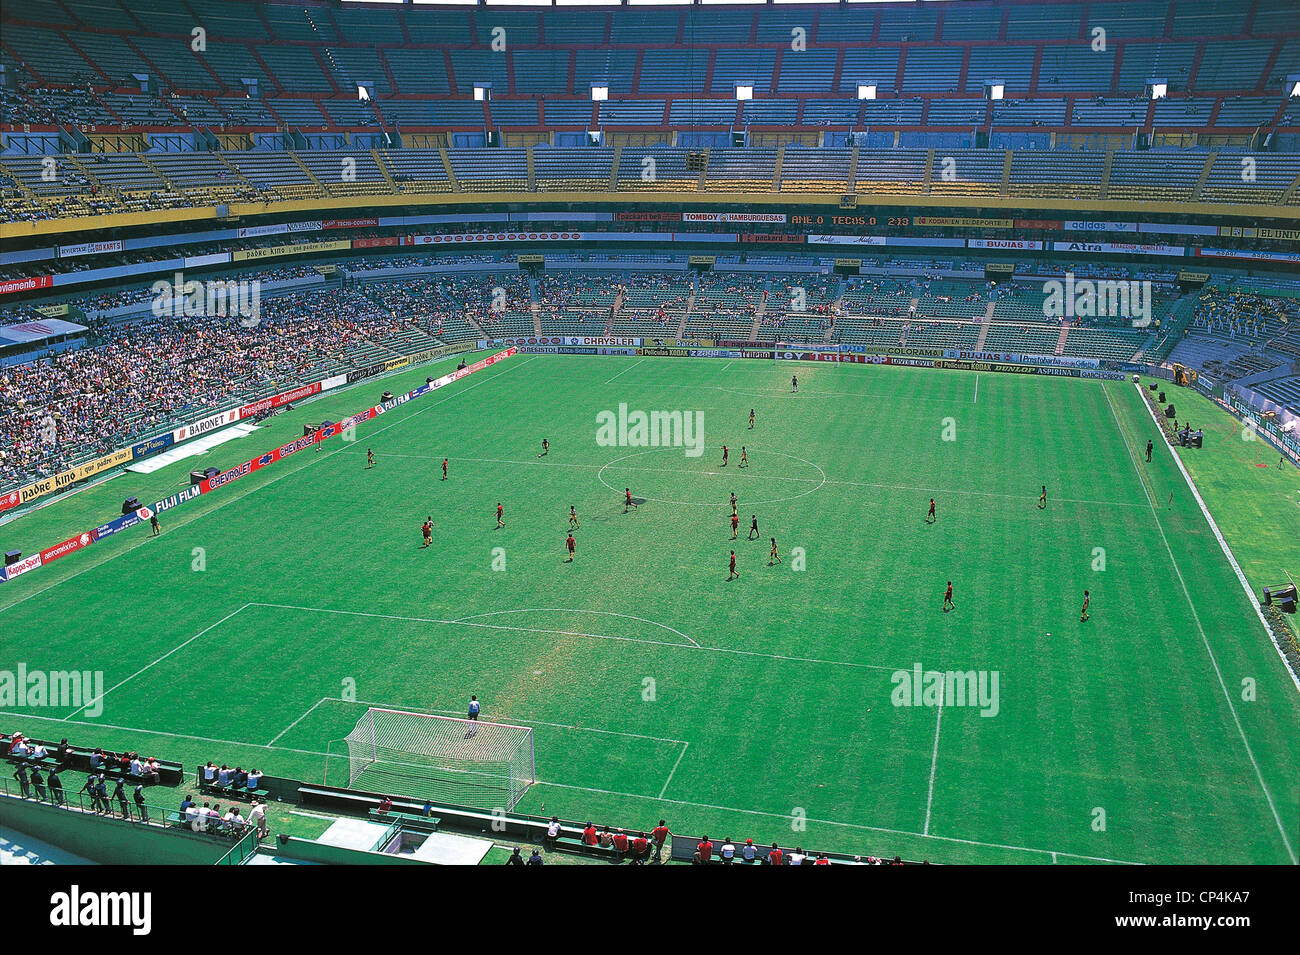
left=0, top=0, right=1298, bottom=880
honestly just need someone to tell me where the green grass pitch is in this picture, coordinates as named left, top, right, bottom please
left=2, top=350, right=1297, bottom=865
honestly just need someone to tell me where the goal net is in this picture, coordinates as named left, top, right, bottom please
left=340, top=707, right=535, bottom=811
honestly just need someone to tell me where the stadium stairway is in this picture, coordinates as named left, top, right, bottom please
left=604, top=287, right=624, bottom=336
left=529, top=277, right=543, bottom=336
left=975, top=301, right=996, bottom=350
left=748, top=281, right=768, bottom=341
left=1054, top=323, right=1070, bottom=355
left=676, top=280, right=697, bottom=339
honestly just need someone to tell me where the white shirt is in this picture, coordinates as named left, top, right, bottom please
left=742, top=844, right=757, bottom=861
left=789, top=852, right=806, bottom=866
left=547, top=820, right=561, bottom=837
left=720, top=842, right=735, bottom=859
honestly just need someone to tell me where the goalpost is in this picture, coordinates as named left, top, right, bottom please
left=339, top=707, right=535, bottom=811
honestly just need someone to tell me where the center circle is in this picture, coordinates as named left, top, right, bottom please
left=595, top=447, right=826, bottom=507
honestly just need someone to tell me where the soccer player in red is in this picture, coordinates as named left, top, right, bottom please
left=728, top=550, right=738, bottom=580
left=943, top=580, right=955, bottom=613
left=496, top=502, right=505, bottom=528
left=926, top=498, right=936, bottom=524
left=721, top=445, right=729, bottom=467
left=441, top=458, right=448, bottom=481
left=731, top=513, right=739, bottom=539
left=566, top=533, right=576, bottom=562
left=422, top=516, right=433, bottom=548
left=1080, top=590, right=1090, bottom=622
left=625, top=488, right=637, bottom=512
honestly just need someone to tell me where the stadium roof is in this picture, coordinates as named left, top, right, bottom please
left=0, top=319, right=88, bottom=345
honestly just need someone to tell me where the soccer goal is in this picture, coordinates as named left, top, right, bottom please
left=337, top=707, right=536, bottom=811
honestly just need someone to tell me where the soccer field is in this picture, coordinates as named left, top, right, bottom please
left=2, top=351, right=1297, bottom=865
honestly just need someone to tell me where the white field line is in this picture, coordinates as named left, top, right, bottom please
left=267, top=697, right=328, bottom=747
left=973, top=374, right=979, bottom=404
left=1130, top=382, right=1300, bottom=697
left=923, top=703, right=943, bottom=836
left=6, top=707, right=1140, bottom=865
left=454, top=607, right=701, bottom=648
left=363, top=452, right=1148, bottom=510
left=333, top=697, right=687, bottom=746
left=1104, top=384, right=1298, bottom=865
left=0, top=355, right=538, bottom=617
left=250, top=601, right=933, bottom=674
left=61, top=603, right=253, bottom=721
left=659, top=742, right=689, bottom=799
left=604, top=358, right=645, bottom=384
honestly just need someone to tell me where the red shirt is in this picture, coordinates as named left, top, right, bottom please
left=697, top=840, right=713, bottom=860
left=769, top=848, right=784, bottom=866
left=626, top=491, right=632, bottom=502
left=651, top=825, right=669, bottom=844
left=497, top=506, right=503, bottom=518
left=731, top=515, right=739, bottom=526
left=582, top=826, right=598, bottom=845
left=632, top=837, right=648, bottom=853
left=613, top=832, right=629, bottom=851
left=567, top=536, right=575, bottom=551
